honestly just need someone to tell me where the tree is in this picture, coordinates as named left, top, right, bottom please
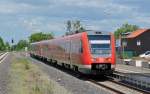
left=29, top=32, right=54, bottom=43
left=15, top=40, right=29, bottom=51
left=0, top=37, right=5, bottom=51
left=73, top=20, right=85, bottom=32
left=66, top=20, right=72, bottom=32
left=114, top=23, right=139, bottom=39
left=5, top=42, right=10, bottom=51
left=65, top=20, right=85, bottom=35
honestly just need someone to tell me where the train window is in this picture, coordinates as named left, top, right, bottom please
left=79, top=40, right=83, bottom=53
left=91, top=44, right=110, bottom=49
left=69, top=39, right=83, bottom=54
left=65, top=41, right=70, bottom=53
left=79, top=48, right=83, bottom=53
left=71, top=40, right=77, bottom=53
left=88, top=35, right=110, bottom=40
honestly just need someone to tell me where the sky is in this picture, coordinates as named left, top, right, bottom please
left=0, top=0, right=150, bottom=44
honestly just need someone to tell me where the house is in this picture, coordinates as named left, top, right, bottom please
left=123, top=29, right=150, bottom=56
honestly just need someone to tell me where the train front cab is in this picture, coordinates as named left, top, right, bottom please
left=79, top=31, right=116, bottom=75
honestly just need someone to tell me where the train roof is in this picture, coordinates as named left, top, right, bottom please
left=86, top=30, right=111, bottom=35
left=31, top=31, right=111, bottom=45
left=31, top=40, right=49, bottom=45
left=31, top=32, right=83, bottom=45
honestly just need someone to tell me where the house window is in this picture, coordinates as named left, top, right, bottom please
left=122, top=41, right=127, bottom=47
left=137, top=40, right=141, bottom=46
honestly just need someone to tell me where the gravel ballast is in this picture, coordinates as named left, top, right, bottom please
left=24, top=55, right=112, bottom=94
left=0, top=52, right=113, bottom=94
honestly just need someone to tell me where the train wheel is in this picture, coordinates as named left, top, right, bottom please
left=62, top=63, right=65, bottom=68
left=72, top=65, right=78, bottom=71
left=53, top=60, right=57, bottom=66
left=48, top=59, right=52, bottom=64
left=75, top=66, right=78, bottom=71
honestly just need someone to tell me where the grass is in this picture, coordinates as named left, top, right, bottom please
left=8, top=57, right=72, bottom=94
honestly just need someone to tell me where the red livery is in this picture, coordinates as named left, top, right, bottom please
left=30, top=31, right=116, bottom=75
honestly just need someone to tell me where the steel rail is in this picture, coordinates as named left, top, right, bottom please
left=89, top=79, right=125, bottom=94
left=108, top=73, right=150, bottom=94
left=109, top=79, right=149, bottom=94
left=31, top=56, right=149, bottom=94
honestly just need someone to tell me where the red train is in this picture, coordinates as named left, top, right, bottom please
left=30, top=31, right=116, bottom=75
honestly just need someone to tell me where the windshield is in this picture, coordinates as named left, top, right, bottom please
left=88, top=35, right=111, bottom=57
left=88, top=35, right=110, bottom=40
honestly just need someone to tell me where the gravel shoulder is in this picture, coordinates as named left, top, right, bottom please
left=0, top=52, right=113, bottom=94
left=21, top=53, right=112, bottom=94
left=0, top=52, right=72, bottom=94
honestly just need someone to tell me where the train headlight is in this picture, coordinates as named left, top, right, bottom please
left=108, top=58, right=111, bottom=62
left=92, top=58, right=97, bottom=62
left=106, top=58, right=111, bottom=62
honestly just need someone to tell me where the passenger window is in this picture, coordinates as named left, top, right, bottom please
left=79, top=40, right=83, bottom=53
left=79, top=48, right=83, bottom=53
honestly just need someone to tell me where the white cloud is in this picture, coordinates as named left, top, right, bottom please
left=20, top=17, right=66, bottom=36
left=103, top=3, right=137, bottom=15
left=48, top=0, right=136, bottom=15
left=0, top=0, right=138, bottom=17
left=83, top=19, right=121, bottom=32
left=135, top=16, right=150, bottom=24
left=49, top=0, right=105, bottom=7
left=0, top=0, right=150, bottom=43
left=0, top=2, right=38, bottom=14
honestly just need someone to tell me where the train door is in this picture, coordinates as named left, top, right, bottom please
left=65, top=39, right=71, bottom=65
left=69, top=40, right=72, bottom=65
left=71, top=39, right=80, bottom=65
left=40, top=44, right=43, bottom=57
left=69, top=38, right=83, bottom=66
left=70, top=39, right=82, bottom=65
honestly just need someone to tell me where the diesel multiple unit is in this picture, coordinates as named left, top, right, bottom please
left=30, top=31, right=116, bottom=75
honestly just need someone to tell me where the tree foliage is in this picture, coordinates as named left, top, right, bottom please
left=0, top=38, right=11, bottom=51
left=29, top=32, right=54, bottom=43
left=5, top=42, right=10, bottom=51
left=15, top=40, right=29, bottom=50
left=66, top=20, right=71, bottom=32
left=0, top=37, right=5, bottom=51
left=66, top=20, right=85, bottom=35
left=11, top=40, right=29, bottom=51
left=114, top=23, right=139, bottom=39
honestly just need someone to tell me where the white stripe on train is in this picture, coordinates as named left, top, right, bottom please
left=90, top=40, right=110, bottom=44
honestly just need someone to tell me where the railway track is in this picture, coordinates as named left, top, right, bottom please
left=32, top=56, right=150, bottom=94
left=88, top=79, right=125, bottom=94
left=111, top=72, right=150, bottom=93
left=88, top=77, right=149, bottom=94
left=62, top=69, right=150, bottom=93
left=88, top=72, right=150, bottom=94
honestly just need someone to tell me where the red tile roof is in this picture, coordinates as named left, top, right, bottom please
left=126, top=29, right=150, bottom=38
